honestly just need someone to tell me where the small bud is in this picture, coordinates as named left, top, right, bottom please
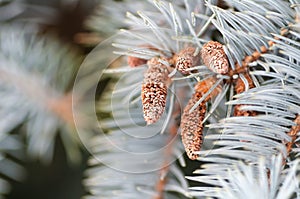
left=127, top=56, right=147, bottom=67
left=201, top=41, right=229, bottom=74
left=141, top=57, right=170, bottom=125
left=127, top=45, right=157, bottom=67
left=180, top=93, right=206, bottom=160
left=175, top=47, right=200, bottom=74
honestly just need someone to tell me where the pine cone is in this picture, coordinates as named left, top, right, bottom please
left=180, top=93, right=206, bottom=160
left=175, top=47, right=200, bottom=74
left=201, top=41, right=229, bottom=74
left=141, top=57, right=170, bottom=125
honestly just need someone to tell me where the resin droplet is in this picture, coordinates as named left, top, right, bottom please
left=201, top=41, right=229, bottom=74
left=141, top=57, right=170, bottom=125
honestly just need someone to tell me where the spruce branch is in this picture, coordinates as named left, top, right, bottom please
left=84, top=0, right=300, bottom=198
left=181, top=0, right=300, bottom=196
left=190, top=155, right=300, bottom=199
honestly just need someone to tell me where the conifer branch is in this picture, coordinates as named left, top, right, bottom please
left=206, top=155, right=300, bottom=199
left=84, top=0, right=300, bottom=198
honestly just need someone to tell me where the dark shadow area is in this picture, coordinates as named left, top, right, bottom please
left=7, top=136, right=89, bottom=199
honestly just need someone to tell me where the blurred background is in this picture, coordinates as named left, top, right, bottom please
left=8, top=138, right=88, bottom=199
left=1, top=0, right=98, bottom=198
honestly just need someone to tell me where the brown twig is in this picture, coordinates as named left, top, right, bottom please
left=229, top=29, right=289, bottom=116
left=286, top=115, right=300, bottom=158
left=229, top=29, right=289, bottom=78
left=233, top=73, right=257, bottom=116
left=153, top=88, right=183, bottom=199
left=153, top=123, right=178, bottom=199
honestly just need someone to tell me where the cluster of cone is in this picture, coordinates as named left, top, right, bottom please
left=127, top=41, right=229, bottom=160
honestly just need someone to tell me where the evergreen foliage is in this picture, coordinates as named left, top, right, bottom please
left=0, top=0, right=299, bottom=199
left=84, top=0, right=300, bottom=198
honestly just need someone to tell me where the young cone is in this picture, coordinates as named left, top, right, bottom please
left=180, top=92, right=206, bottom=160
left=201, top=41, right=229, bottom=74
left=128, top=45, right=158, bottom=67
left=175, top=47, right=200, bottom=74
left=127, top=56, right=147, bottom=67
left=141, top=57, right=170, bottom=125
